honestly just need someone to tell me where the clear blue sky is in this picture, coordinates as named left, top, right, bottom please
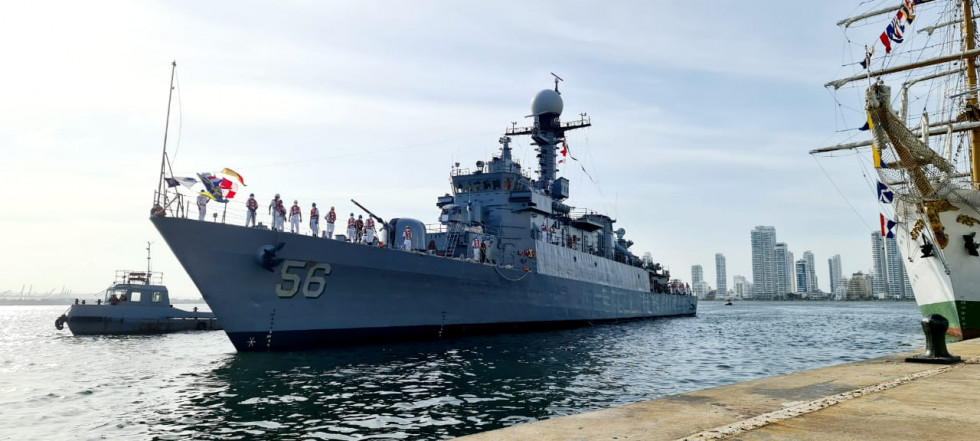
left=0, top=1, right=893, bottom=298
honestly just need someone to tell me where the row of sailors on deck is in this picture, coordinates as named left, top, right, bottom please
left=198, top=192, right=416, bottom=247
left=223, top=193, right=378, bottom=243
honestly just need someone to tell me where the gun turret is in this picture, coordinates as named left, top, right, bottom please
left=350, top=199, right=390, bottom=231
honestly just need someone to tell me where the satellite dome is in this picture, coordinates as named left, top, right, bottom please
left=530, top=89, right=563, bottom=116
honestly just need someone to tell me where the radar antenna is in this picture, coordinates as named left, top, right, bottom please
left=550, top=72, right=564, bottom=93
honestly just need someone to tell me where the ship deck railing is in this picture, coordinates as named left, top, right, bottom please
left=114, top=270, right=163, bottom=286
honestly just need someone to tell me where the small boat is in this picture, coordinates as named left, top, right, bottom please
left=55, top=244, right=220, bottom=335
left=724, top=299, right=733, bottom=306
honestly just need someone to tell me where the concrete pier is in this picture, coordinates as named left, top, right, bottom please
left=457, top=339, right=980, bottom=440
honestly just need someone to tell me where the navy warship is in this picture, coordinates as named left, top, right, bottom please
left=150, top=68, right=697, bottom=351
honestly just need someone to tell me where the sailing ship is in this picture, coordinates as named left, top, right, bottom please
left=149, top=66, right=697, bottom=351
left=815, top=0, right=980, bottom=339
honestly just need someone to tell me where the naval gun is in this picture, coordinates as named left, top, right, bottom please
left=350, top=199, right=390, bottom=231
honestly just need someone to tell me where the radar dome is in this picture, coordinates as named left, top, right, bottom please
left=530, top=89, right=563, bottom=116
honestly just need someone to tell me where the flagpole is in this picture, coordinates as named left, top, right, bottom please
left=155, top=61, right=177, bottom=210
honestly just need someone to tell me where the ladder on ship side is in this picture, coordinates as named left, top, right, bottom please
left=445, top=228, right=460, bottom=257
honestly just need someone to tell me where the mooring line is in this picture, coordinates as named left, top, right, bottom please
left=677, top=356, right=978, bottom=440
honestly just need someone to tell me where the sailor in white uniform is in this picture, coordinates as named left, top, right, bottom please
left=245, top=193, right=258, bottom=227
left=197, top=192, right=209, bottom=221
left=289, top=200, right=302, bottom=233
left=403, top=225, right=413, bottom=250
left=269, top=194, right=282, bottom=231
left=325, top=206, right=336, bottom=239
left=347, top=213, right=356, bottom=242
left=364, top=217, right=376, bottom=245
left=472, top=236, right=481, bottom=260
left=309, top=203, right=320, bottom=237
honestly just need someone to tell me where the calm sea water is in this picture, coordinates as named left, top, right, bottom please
left=0, top=301, right=923, bottom=440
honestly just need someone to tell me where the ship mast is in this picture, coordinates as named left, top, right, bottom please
left=963, top=0, right=980, bottom=188
left=154, top=61, right=177, bottom=209
left=504, top=74, right=591, bottom=193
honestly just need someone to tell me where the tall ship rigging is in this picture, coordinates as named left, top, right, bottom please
left=815, top=0, right=980, bottom=339
left=149, top=68, right=697, bottom=351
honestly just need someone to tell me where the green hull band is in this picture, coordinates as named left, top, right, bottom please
left=918, top=300, right=980, bottom=340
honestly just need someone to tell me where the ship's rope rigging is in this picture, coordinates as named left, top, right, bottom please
left=811, top=154, right=876, bottom=233
left=493, top=265, right=531, bottom=282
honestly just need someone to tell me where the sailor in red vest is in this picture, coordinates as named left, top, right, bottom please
left=354, top=215, right=365, bottom=243
left=403, top=225, right=413, bottom=250
left=269, top=194, right=282, bottom=231
left=364, top=217, right=376, bottom=245
left=346, top=213, right=356, bottom=242
left=309, top=203, right=320, bottom=237
left=325, top=206, right=337, bottom=239
left=245, top=193, right=258, bottom=227
left=289, top=200, right=302, bottom=233
left=472, top=236, right=481, bottom=260
left=197, top=191, right=209, bottom=221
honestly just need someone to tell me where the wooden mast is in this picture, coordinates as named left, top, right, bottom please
left=964, top=1, right=980, bottom=188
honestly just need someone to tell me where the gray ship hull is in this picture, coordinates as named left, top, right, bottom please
left=152, top=216, right=696, bottom=351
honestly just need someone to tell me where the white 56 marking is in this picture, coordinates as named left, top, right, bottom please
left=275, top=260, right=332, bottom=298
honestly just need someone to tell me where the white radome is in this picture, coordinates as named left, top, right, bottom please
left=530, top=89, right=563, bottom=116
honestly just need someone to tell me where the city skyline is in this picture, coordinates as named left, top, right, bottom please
left=690, top=226, right=907, bottom=299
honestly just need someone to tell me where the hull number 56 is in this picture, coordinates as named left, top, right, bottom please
left=275, top=260, right=332, bottom=298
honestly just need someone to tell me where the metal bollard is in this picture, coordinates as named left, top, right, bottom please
left=905, top=314, right=962, bottom=364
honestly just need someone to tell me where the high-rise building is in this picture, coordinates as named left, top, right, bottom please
left=884, top=236, right=908, bottom=299
left=828, top=254, right=842, bottom=294
left=870, top=233, right=888, bottom=296
left=715, top=253, right=727, bottom=299
left=795, top=259, right=808, bottom=293
left=803, top=251, right=818, bottom=293
left=733, top=275, right=752, bottom=300
left=751, top=226, right=777, bottom=299
left=846, top=271, right=870, bottom=300
left=691, top=265, right=709, bottom=298
left=788, top=250, right=796, bottom=293
left=774, top=242, right=793, bottom=297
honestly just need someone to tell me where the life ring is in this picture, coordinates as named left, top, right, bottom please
left=55, top=314, right=67, bottom=331
left=526, top=249, right=535, bottom=258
